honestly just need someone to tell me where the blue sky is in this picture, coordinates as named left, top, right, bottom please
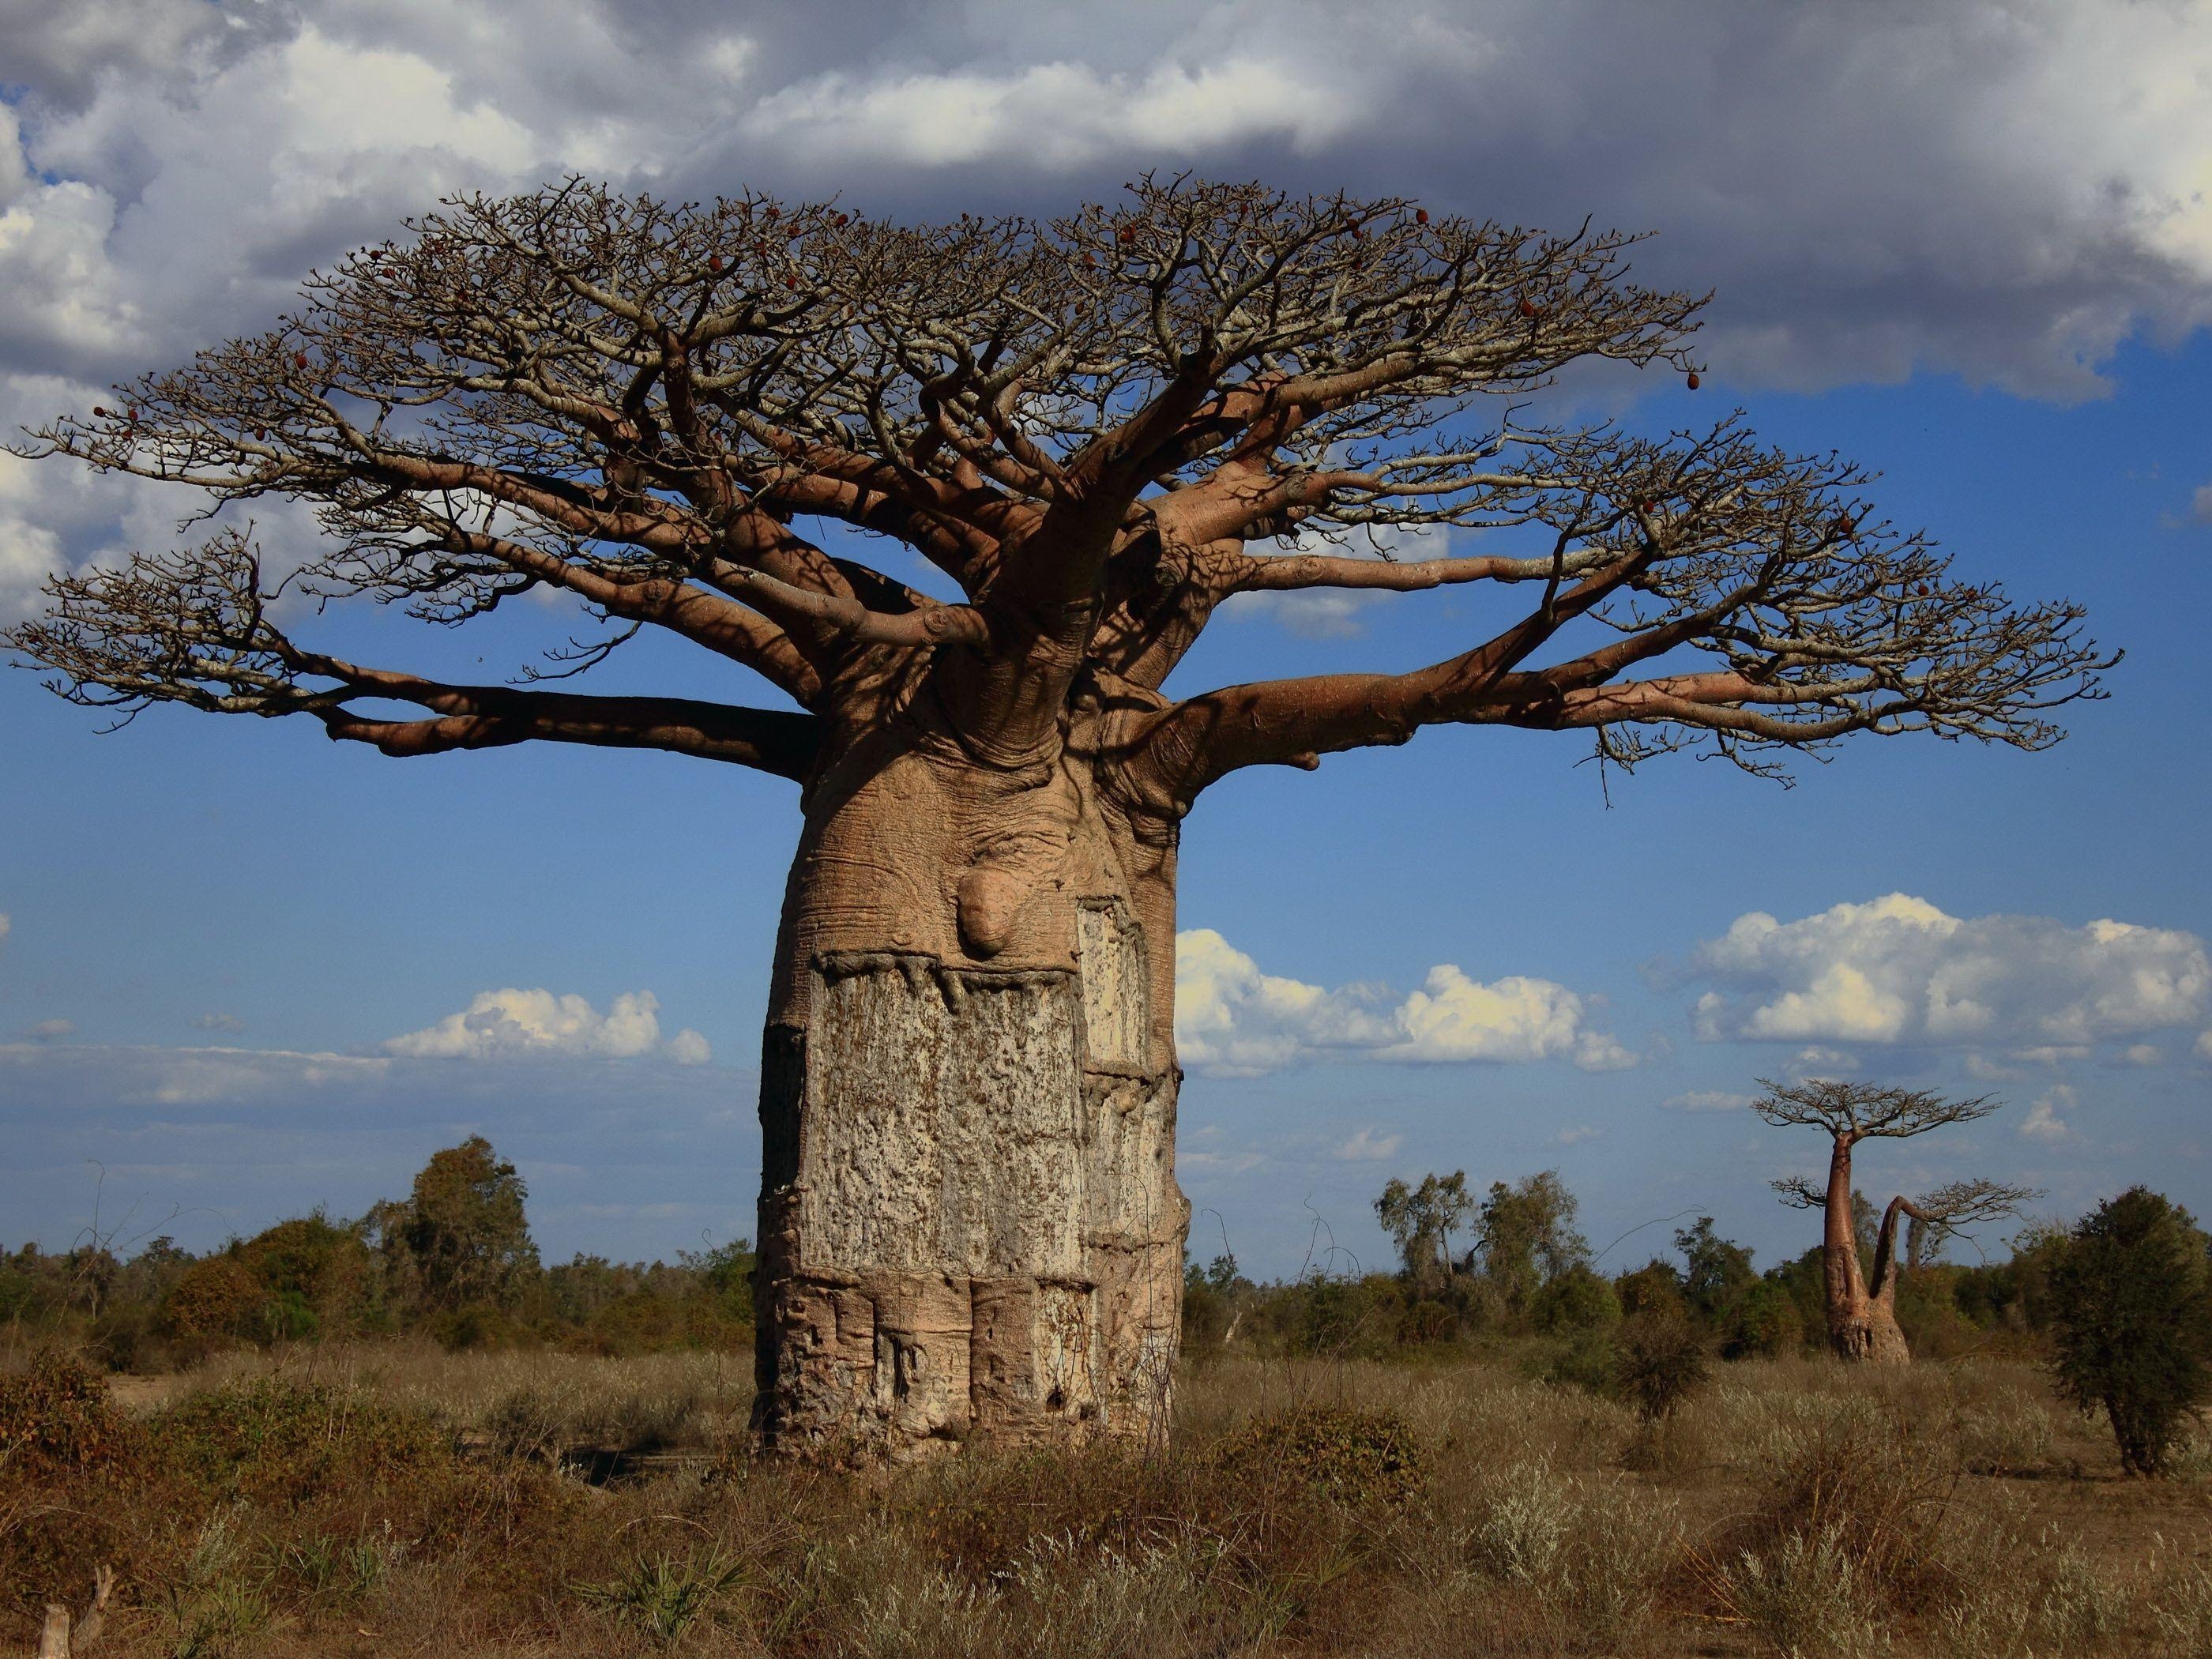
left=2, top=0, right=2208, bottom=1277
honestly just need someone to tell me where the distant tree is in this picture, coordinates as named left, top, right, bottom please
left=1759, top=1080, right=2034, bottom=1363
left=1616, top=1258, right=1688, bottom=1319
left=1375, top=1172, right=1474, bottom=1292
left=1672, top=1217, right=1757, bottom=1321
left=1476, top=1171, right=1589, bottom=1316
left=2046, top=1187, right=2212, bottom=1477
left=375, top=1137, right=539, bottom=1311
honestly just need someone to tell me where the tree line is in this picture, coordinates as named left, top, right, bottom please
left=0, top=1138, right=755, bottom=1368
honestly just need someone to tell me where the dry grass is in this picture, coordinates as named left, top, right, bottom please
left=6, top=1345, right=2207, bottom=1656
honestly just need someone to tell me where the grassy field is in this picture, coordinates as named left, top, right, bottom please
left=6, top=1342, right=2210, bottom=1656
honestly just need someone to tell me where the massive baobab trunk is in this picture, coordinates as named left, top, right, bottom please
left=7, top=180, right=2101, bottom=1456
left=751, top=715, right=1187, bottom=1451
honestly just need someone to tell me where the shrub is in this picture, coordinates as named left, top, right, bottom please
left=577, top=1547, right=749, bottom=1646
left=1717, top=1524, right=1877, bottom=1657
left=2045, top=1186, right=2212, bottom=1476
left=1615, top=1311, right=1708, bottom=1421
left=1211, top=1404, right=1425, bottom=1507
left=0, top=1352, right=141, bottom=1480
left=1531, top=1263, right=1621, bottom=1334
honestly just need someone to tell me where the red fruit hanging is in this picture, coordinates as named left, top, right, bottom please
left=1518, top=297, right=1537, bottom=319
left=92, top=405, right=107, bottom=418
left=1117, top=227, right=1134, bottom=244
left=1834, top=515, right=1856, bottom=536
left=295, top=352, right=309, bottom=369
left=708, top=254, right=723, bottom=273
left=1686, top=371, right=1701, bottom=390
left=1415, top=208, right=1429, bottom=224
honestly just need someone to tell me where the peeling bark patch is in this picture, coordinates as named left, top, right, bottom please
left=1077, top=901, right=1148, bottom=1073
left=752, top=955, right=1186, bottom=1453
left=800, top=957, right=1087, bottom=1277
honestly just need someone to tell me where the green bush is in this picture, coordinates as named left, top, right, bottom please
left=1533, top=1262, right=1622, bottom=1334
left=2045, top=1186, right=2212, bottom=1476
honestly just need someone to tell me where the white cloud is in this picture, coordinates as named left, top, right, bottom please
left=193, top=1013, right=246, bottom=1034
left=1174, top=927, right=1631, bottom=1078
left=0, top=912, right=9, bottom=948
left=1333, top=1127, right=1402, bottom=1162
left=742, top=56, right=1360, bottom=169
left=1224, top=587, right=1385, bottom=641
left=1687, top=894, right=2209, bottom=1051
left=2018, top=1085, right=2078, bottom=1143
left=2193, top=483, right=2212, bottom=525
left=2120, top=1043, right=2162, bottom=1066
left=2, top=0, right=2209, bottom=625
left=1661, top=1090, right=1754, bottom=1113
left=22, top=1018, right=75, bottom=1042
left=1554, top=1125, right=1600, bottom=1145
left=2197, top=1030, right=2212, bottom=1063
left=384, top=988, right=711, bottom=1065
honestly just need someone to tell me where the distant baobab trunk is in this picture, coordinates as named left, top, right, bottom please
left=1817, top=1133, right=1909, bottom=1364
left=7, top=178, right=2104, bottom=1454
left=1763, top=1080, right=2036, bottom=1365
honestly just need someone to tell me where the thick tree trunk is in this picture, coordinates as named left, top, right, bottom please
left=1821, top=1134, right=1909, bottom=1365
left=750, top=715, right=1188, bottom=1456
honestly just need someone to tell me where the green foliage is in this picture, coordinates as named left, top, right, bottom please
left=1374, top=1171, right=1473, bottom=1289
left=1616, top=1258, right=1688, bottom=1319
left=1477, top=1170, right=1590, bottom=1316
left=375, top=1134, right=539, bottom=1311
left=1674, top=1216, right=1758, bottom=1319
left=1532, top=1262, right=1622, bottom=1334
left=1720, top=1277, right=1806, bottom=1360
left=2045, top=1186, right=2212, bottom=1476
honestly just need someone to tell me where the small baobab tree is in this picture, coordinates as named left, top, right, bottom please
left=1762, top=1079, right=2035, bottom=1362
left=6, top=178, right=2107, bottom=1453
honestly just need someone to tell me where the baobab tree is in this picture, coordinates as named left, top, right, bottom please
left=1762, top=1080, right=2037, bottom=1362
left=6, top=178, right=2107, bottom=1453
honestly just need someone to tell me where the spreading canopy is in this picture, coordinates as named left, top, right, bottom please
left=6, top=176, right=2112, bottom=816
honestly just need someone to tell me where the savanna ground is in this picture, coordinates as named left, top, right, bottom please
left=7, top=1341, right=2210, bottom=1657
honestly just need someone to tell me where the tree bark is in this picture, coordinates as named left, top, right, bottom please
left=749, top=705, right=1187, bottom=1457
left=1822, top=1134, right=1909, bottom=1364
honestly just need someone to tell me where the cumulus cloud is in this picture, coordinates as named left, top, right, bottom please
left=1174, top=928, right=1631, bottom=1078
left=1685, top=894, right=2209, bottom=1055
left=2018, top=1085, right=2078, bottom=1142
left=384, top=988, right=710, bottom=1065
left=192, top=1013, right=246, bottom=1034
left=21, top=1018, right=75, bottom=1042
left=2198, top=1031, right=2212, bottom=1063
left=1555, top=1125, right=1600, bottom=1145
left=1, top=0, right=2207, bottom=619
